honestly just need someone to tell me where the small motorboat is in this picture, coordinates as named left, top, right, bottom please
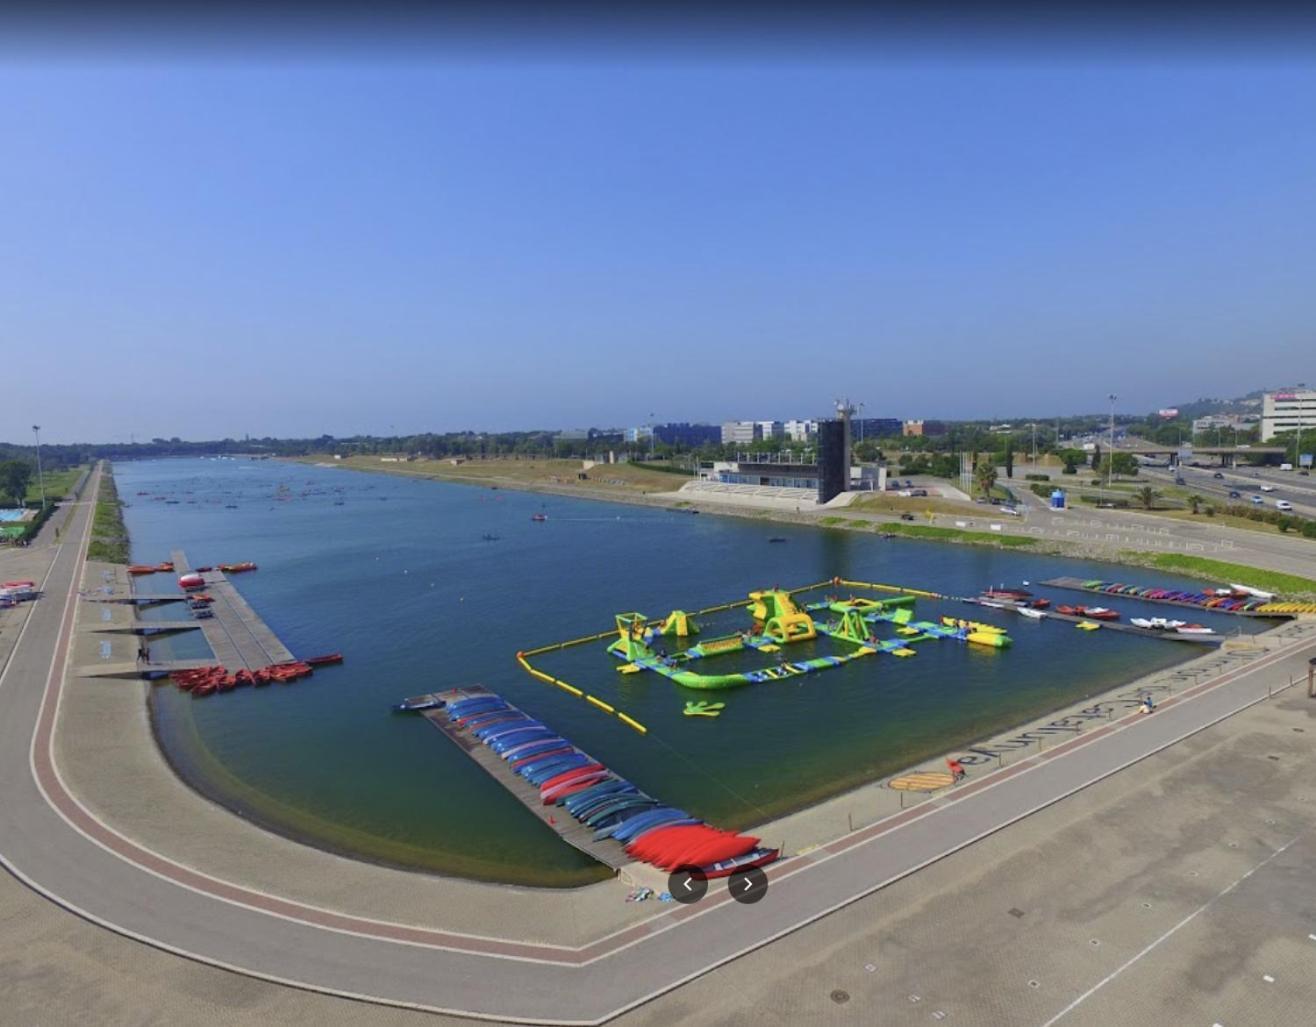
left=1175, top=624, right=1216, bottom=635
left=304, top=652, right=343, bottom=666
left=767, top=537, right=787, bottom=544
left=530, top=513, right=548, bottom=522
left=1017, top=607, right=1046, bottom=620
left=1029, top=598, right=1051, bottom=609
left=393, top=694, right=444, bottom=713
left=984, top=587, right=1033, bottom=600
left=482, top=533, right=501, bottom=541
left=1082, top=607, right=1120, bottom=621
left=1056, top=604, right=1080, bottom=615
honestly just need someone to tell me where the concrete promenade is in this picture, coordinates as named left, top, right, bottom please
left=2, top=463, right=1315, bottom=1023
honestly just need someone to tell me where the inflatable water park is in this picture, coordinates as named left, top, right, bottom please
left=604, top=586, right=1009, bottom=690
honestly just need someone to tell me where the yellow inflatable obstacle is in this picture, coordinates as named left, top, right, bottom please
left=660, top=610, right=699, bottom=637
left=749, top=589, right=817, bottom=645
left=939, top=615, right=1011, bottom=649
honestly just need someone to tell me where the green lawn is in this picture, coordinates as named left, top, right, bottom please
left=880, top=522, right=1036, bottom=547
left=86, top=469, right=129, bottom=564
left=25, top=465, right=87, bottom=503
left=1131, top=554, right=1316, bottom=597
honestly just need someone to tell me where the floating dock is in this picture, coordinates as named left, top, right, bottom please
left=1039, top=577, right=1287, bottom=618
left=970, top=599, right=1222, bottom=644
left=418, top=686, right=631, bottom=872
left=91, top=620, right=200, bottom=636
left=168, top=550, right=295, bottom=670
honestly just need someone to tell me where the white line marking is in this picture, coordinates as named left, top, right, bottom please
left=1039, top=833, right=1303, bottom=1026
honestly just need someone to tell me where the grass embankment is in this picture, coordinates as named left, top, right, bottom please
left=26, top=464, right=88, bottom=503
left=292, top=454, right=690, bottom=496
left=818, top=515, right=1035, bottom=548
left=87, top=467, right=129, bottom=564
left=849, top=493, right=983, bottom=518
left=1119, top=553, right=1316, bottom=597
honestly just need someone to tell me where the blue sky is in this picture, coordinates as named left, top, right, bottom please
left=3, top=40, right=1314, bottom=442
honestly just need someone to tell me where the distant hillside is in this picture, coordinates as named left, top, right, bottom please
left=1166, top=386, right=1297, bottom=421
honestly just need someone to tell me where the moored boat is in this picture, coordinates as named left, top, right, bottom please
left=393, top=694, right=444, bottom=712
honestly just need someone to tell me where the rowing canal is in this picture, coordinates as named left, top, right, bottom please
left=116, top=458, right=1269, bottom=886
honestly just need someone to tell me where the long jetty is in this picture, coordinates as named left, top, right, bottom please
left=418, top=686, right=632, bottom=872
left=171, top=549, right=295, bottom=670
left=1039, top=577, right=1288, bottom=618
left=967, top=598, right=1222, bottom=644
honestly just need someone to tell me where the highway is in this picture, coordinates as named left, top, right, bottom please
left=1141, top=464, right=1316, bottom=519
left=3, top=464, right=1316, bottom=1024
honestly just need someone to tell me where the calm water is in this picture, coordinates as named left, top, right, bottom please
left=116, top=458, right=1266, bottom=886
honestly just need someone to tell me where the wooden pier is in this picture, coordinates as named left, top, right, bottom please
left=968, top=599, right=1222, bottom=644
left=418, top=686, right=631, bottom=872
left=84, top=659, right=218, bottom=680
left=1039, top=577, right=1287, bottom=618
left=91, top=620, right=200, bottom=636
left=163, top=550, right=295, bottom=671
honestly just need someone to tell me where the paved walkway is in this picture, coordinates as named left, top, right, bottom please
left=3, top=463, right=1315, bottom=1023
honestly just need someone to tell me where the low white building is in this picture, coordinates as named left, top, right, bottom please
left=1261, top=389, right=1316, bottom=441
left=784, top=419, right=818, bottom=441
left=720, top=421, right=761, bottom=445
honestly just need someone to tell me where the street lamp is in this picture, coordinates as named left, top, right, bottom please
left=648, top=412, right=656, bottom=459
left=32, top=425, right=46, bottom=507
left=1106, top=394, right=1117, bottom=490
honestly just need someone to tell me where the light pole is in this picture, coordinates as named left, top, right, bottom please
left=1295, top=383, right=1306, bottom=470
left=32, top=425, right=46, bottom=507
left=1107, top=394, right=1117, bottom=490
left=1029, top=422, right=1038, bottom=468
left=648, top=413, right=655, bottom=459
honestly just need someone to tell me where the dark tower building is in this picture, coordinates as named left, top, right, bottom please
left=816, top=419, right=848, bottom=503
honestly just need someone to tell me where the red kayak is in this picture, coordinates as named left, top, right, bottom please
left=539, top=763, right=604, bottom=797
left=541, top=769, right=610, bottom=804
left=698, top=848, right=780, bottom=879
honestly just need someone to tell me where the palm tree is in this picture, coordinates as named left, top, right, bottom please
left=1188, top=493, right=1203, bottom=515
left=974, top=456, right=997, bottom=498
left=1136, top=485, right=1159, bottom=510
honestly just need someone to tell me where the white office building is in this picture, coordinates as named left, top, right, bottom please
left=784, top=419, right=818, bottom=442
left=1261, top=389, right=1316, bottom=441
left=755, top=420, right=784, bottom=441
left=721, top=420, right=761, bottom=445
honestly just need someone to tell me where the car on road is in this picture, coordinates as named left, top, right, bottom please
left=1251, top=495, right=1264, bottom=505
left=1000, top=505, right=1019, bottom=516
left=1228, top=490, right=1242, bottom=499
left=900, top=512, right=915, bottom=521
left=1259, top=484, right=1276, bottom=492
left=1276, top=500, right=1294, bottom=512
left=1212, top=471, right=1225, bottom=479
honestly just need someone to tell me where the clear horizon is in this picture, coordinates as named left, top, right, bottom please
left=4, top=17, right=1314, bottom=445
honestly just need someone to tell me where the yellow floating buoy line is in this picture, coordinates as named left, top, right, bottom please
left=514, top=651, right=648, bottom=734
left=514, top=578, right=954, bottom=736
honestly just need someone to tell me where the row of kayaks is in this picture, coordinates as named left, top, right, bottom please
left=167, top=654, right=341, bottom=695
left=1078, top=580, right=1271, bottom=612
left=129, top=561, right=174, bottom=575
left=434, top=693, right=779, bottom=878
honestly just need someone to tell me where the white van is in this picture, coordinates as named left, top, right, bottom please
left=1279, top=463, right=1293, bottom=471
